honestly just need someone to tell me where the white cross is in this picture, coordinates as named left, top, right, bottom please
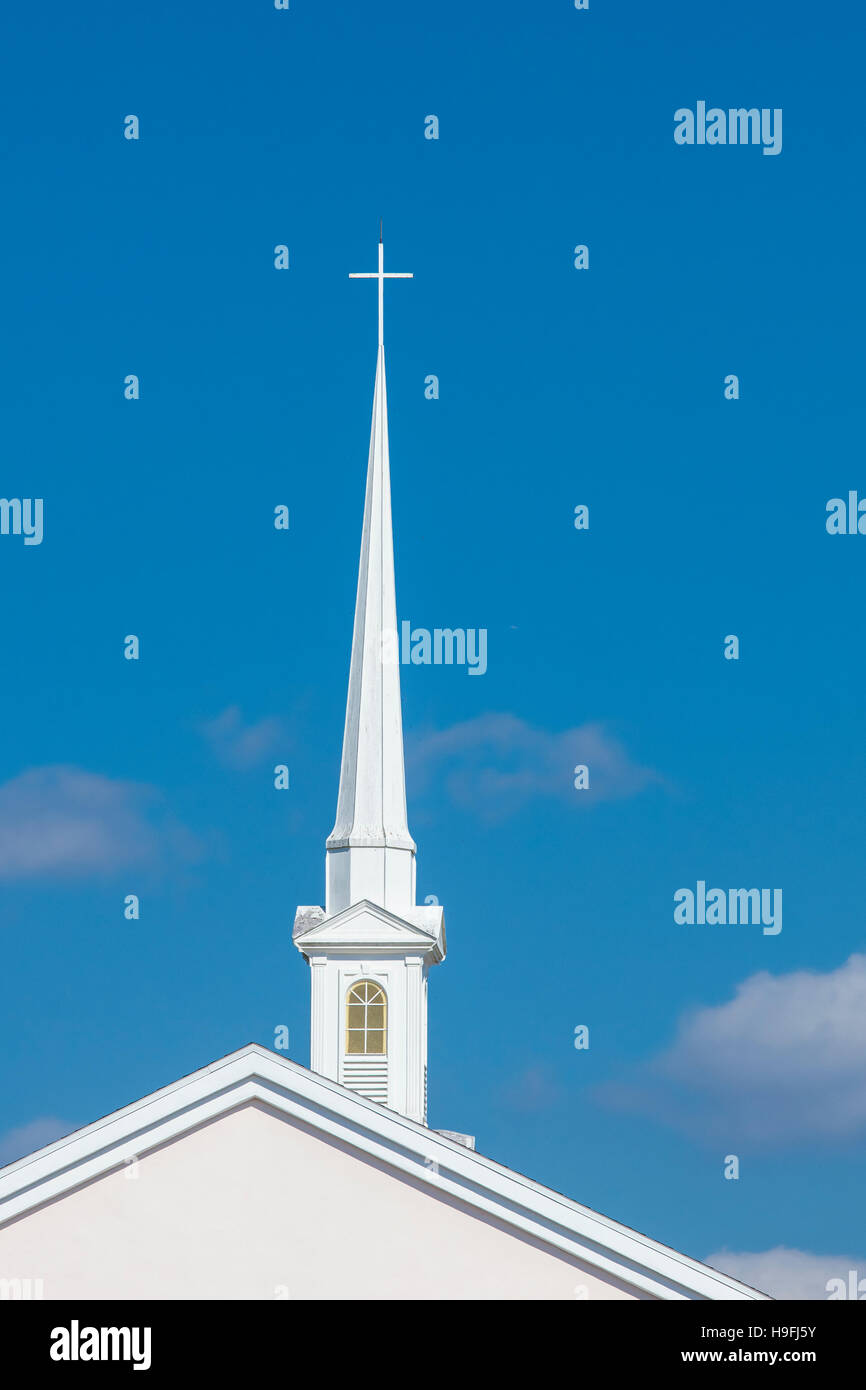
left=349, top=228, right=413, bottom=346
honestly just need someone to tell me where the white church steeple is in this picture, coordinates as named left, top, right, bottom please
left=325, top=236, right=416, bottom=916
left=293, top=233, right=445, bottom=1124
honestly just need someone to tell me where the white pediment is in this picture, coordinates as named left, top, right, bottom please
left=0, top=1045, right=769, bottom=1301
left=293, top=899, right=444, bottom=959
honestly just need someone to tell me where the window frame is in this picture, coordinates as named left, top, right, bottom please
left=344, top=979, right=388, bottom=1057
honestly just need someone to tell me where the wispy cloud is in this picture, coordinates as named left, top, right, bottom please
left=199, top=705, right=285, bottom=770
left=0, top=1117, right=70, bottom=1166
left=597, top=954, right=866, bottom=1146
left=0, top=766, right=201, bottom=881
left=705, top=1247, right=866, bottom=1301
left=499, top=1063, right=565, bottom=1114
left=406, top=713, right=656, bottom=820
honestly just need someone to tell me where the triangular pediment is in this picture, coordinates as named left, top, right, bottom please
left=293, top=899, right=444, bottom=957
left=0, top=1045, right=768, bottom=1302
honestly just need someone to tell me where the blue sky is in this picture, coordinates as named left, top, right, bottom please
left=1, top=0, right=865, bottom=1298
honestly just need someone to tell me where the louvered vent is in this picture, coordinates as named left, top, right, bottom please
left=341, top=1056, right=388, bottom=1104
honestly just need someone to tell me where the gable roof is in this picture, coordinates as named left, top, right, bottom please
left=0, top=1044, right=768, bottom=1301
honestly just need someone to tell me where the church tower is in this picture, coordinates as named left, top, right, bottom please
left=293, top=234, right=446, bottom=1125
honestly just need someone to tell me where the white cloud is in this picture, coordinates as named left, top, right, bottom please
left=705, top=1247, right=866, bottom=1301
left=200, top=706, right=285, bottom=770
left=0, top=1117, right=70, bottom=1166
left=406, top=713, right=656, bottom=819
left=0, top=766, right=201, bottom=881
left=597, top=955, right=866, bottom=1145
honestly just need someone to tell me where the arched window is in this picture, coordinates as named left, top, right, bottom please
left=345, top=980, right=387, bottom=1055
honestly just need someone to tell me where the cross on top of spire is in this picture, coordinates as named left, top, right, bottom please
left=349, top=226, right=413, bottom=346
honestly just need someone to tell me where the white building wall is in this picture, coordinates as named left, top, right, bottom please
left=0, top=1102, right=643, bottom=1301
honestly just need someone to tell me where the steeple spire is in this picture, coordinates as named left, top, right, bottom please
left=325, top=238, right=416, bottom=915
left=293, top=233, right=445, bottom=1123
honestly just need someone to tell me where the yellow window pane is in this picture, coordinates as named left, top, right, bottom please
left=346, top=1004, right=366, bottom=1029
left=365, top=1030, right=385, bottom=1055
left=346, top=1030, right=366, bottom=1054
